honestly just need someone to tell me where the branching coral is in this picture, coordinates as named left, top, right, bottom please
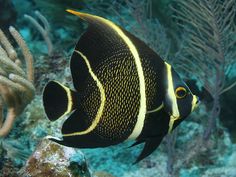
left=0, top=27, right=35, bottom=137
left=172, top=0, right=236, bottom=140
left=24, top=11, right=53, bottom=56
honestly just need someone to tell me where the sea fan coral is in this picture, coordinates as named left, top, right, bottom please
left=172, top=0, right=236, bottom=140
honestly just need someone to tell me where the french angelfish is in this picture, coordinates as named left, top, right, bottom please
left=42, top=9, right=199, bottom=163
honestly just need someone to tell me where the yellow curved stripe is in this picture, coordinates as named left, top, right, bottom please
left=96, top=12, right=146, bottom=140
left=63, top=50, right=105, bottom=137
left=55, top=81, right=73, bottom=117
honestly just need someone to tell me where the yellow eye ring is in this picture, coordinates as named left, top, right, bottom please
left=175, top=87, right=187, bottom=99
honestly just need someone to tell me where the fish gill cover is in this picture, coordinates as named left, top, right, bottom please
left=0, top=0, right=235, bottom=177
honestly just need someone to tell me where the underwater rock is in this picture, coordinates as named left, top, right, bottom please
left=18, top=138, right=91, bottom=177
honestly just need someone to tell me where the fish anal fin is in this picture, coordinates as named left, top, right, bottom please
left=46, top=136, right=70, bottom=147
left=62, top=109, right=89, bottom=136
left=128, top=140, right=145, bottom=148
left=134, top=137, right=163, bottom=164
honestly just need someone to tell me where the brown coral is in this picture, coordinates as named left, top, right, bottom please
left=0, top=26, right=35, bottom=137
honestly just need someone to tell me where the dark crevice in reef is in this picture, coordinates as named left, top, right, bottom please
left=220, top=77, right=236, bottom=143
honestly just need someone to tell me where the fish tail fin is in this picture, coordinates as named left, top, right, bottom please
left=43, top=81, right=79, bottom=121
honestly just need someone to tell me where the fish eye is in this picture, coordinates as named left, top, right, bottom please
left=175, top=87, right=187, bottom=99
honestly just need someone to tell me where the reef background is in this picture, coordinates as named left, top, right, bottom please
left=0, top=0, right=236, bottom=177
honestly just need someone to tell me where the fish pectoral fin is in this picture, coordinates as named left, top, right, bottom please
left=46, top=136, right=69, bottom=147
left=134, top=136, right=163, bottom=164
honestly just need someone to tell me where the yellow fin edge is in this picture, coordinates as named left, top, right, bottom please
left=66, top=9, right=83, bottom=16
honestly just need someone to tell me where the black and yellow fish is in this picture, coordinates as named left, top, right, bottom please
left=43, top=9, right=199, bottom=163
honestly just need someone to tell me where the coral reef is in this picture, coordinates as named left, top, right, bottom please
left=0, top=0, right=235, bottom=176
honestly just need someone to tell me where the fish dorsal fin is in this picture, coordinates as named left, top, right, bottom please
left=134, top=137, right=163, bottom=163
left=68, top=10, right=134, bottom=91
left=68, top=10, right=163, bottom=112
